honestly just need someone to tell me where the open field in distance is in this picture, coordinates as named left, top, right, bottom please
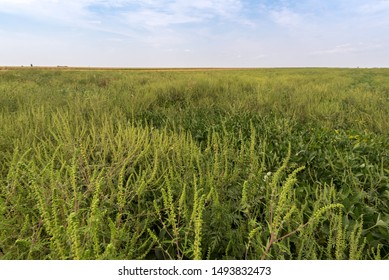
left=0, top=68, right=388, bottom=260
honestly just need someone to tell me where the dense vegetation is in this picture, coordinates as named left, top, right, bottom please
left=0, top=68, right=388, bottom=259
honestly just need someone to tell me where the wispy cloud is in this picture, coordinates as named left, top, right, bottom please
left=355, top=0, right=389, bottom=28
left=259, top=1, right=318, bottom=33
left=0, top=0, right=94, bottom=28
left=1, top=0, right=389, bottom=67
left=0, top=0, right=243, bottom=28
left=126, top=10, right=200, bottom=27
left=357, top=0, right=389, bottom=15
left=312, top=43, right=384, bottom=55
left=118, top=0, right=244, bottom=30
left=269, top=7, right=302, bottom=27
left=0, top=0, right=247, bottom=44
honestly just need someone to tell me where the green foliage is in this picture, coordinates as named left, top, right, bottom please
left=0, top=68, right=388, bottom=259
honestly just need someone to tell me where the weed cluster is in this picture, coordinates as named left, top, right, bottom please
left=0, top=68, right=388, bottom=259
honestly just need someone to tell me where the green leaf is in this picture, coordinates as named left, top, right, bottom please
left=376, top=220, right=387, bottom=228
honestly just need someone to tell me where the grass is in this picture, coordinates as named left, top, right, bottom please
left=0, top=68, right=388, bottom=259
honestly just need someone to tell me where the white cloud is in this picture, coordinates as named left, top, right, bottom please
left=354, top=0, right=389, bottom=28
left=269, top=8, right=302, bottom=27
left=125, top=9, right=201, bottom=27
left=0, top=0, right=92, bottom=26
left=0, top=0, right=37, bottom=3
left=254, top=54, right=267, bottom=59
left=0, top=0, right=245, bottom=40
left=1, top=0, right=388, bottom=67
left=312, top=43, right=384, bottom=55
left=312, top=44, right=356, bottom=55
left=122, top=0, right=243, bottom=28
left=262, top=3, right=318, bottom=33
left=0, top=0, right=243, bottom=24
left=357, top=0, right=389, bottom=14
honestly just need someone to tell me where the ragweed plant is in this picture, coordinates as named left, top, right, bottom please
left=0, top=68, right=388, bottom=260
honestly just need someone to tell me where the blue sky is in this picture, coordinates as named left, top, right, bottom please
left=1, top=0, right=388, bottom=67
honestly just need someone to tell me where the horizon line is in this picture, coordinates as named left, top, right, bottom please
left=2, top=65, right=388, bottom=71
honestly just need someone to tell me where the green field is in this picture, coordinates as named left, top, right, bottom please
left=0, top=68, right=388, bottom=260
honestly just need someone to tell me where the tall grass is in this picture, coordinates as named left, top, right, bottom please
left=0, top=68, right=388, bottom=259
